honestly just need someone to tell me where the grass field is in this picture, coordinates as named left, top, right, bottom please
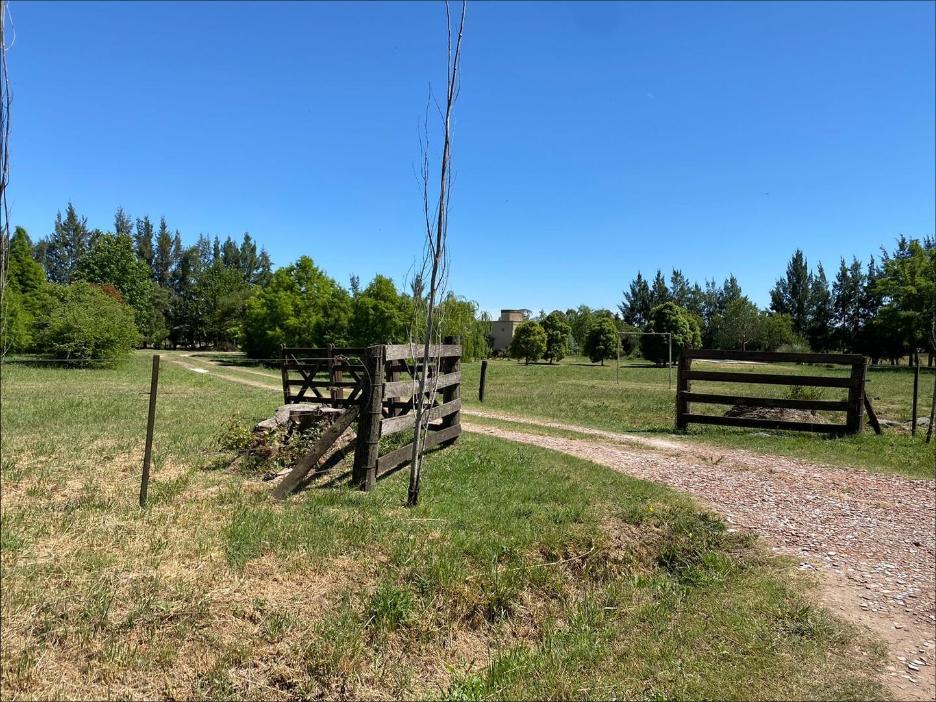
left=0, top=353, right=889, bottom=699
left=460, top=356, right=935, bottom=479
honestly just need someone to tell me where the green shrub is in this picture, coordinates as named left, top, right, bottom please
left=509, top=321, right=547, bottom=365
left=36, top=282, right=139, bottom=366
left=786, top=385, right=824, bottom=402
left=583, top=317, right=618, bottom=365
left=641, top=302, right=701, bottom=365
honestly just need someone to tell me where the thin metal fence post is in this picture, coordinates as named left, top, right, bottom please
left=912, top=362, right=920, bottom=436
left=139, top=354, right=160, bottom=507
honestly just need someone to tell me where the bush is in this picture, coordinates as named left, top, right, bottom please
left=37, top=282, right=139, bottom=366
left=641, top=302, right=701, bottom=365
left=540, top=311, right=571, bottom=364
left=584, top=317, right=618, bottom=365
left=509, top=321, right=547, bottom=364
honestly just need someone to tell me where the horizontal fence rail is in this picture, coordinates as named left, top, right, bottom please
left=676, top=348, right=868, bottom=436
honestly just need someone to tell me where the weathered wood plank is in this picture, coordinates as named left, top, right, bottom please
left=684, top=370, right=855, bottom=388
left=685, top=348, right=866, bottom=365
left=383, top=371, right=461, bottom=398
left=380, top=399, right=462, bottom=435
left=864, top=395, right=882, bottom=435
left=384, top=343, right=461, bottom=361
left=681, top=413, right=848, bottom=434
left=282, top=347, right=369, bottom=356
left=284, top=396, right=360, bottom=407
left=272, top=407, right=360, bottom=499
left=376, top=424, right=462, bottom=476
left=287, top=378, right=360, bottom=388
left=680, top=392, right=849, bottom=412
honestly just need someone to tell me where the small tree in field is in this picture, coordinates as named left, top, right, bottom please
left=541, top=311, right=571, bottom=363
left=510, top=320, right=547, bottom=364
left=584, top=317, right=617, bottom=365
left=641, top=301, right=701, bottom=365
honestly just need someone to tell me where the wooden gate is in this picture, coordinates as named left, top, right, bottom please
left=278, top=338, right=462, bottom=495
left=675, top=348, right=869, bottom=435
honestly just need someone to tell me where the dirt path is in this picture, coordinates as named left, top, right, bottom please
left=464, top=417, right=936, bottom=701
left=158, top=354, right=936, bottom=699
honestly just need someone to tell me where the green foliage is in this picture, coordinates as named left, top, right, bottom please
left=509, top=320, right=547, bottom=364
left=75, top=232, right=156, bottom=336
left=641, top=302, right=701, bottom=365
left=583, top=317, right=618, bottom=365
left=540, top=311, right=571, bottom=363
left=874, top=236, right=935, bottom=360
left=242, top=256, right=351, bottom=358
left=44, top=203, right=90, bottom=284
left=349, top=275, right=407, bottom=347
left=37, top=282, right=139, bottom=365
left=2, top=228, right=51, bottom=352
left=195, top=264, right=252, bottom=349
left=711, top=297, right=797, bottom=352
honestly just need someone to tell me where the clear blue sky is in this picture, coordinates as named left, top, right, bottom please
left=7, top=1, right=935, bottom=314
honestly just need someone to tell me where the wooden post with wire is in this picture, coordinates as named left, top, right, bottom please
left=926, top=371, right=936, bottom=444
left=479, top=359, right=488, bottom=402
left=139, top=354, right=160, bottom=507
left=912, top=362, right=920, bottom=437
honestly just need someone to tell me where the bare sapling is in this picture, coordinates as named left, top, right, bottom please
left=407, top=0, right=466, bottom=507
left=0, top=1, right=12, bottom=359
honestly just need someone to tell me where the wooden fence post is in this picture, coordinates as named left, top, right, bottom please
left=479, top=359, right=488, bottom=402
left=441, top=336, right=461, bottom=445
left=352, top=345, right=384, bottom=491
left=675, top=348, right=691, bottom=430
left=912, top=362, right=920, bottom=436
left=279, top=344, right=289, bottom=404
left=139, top=354, right=160, bottom=507
left=926, top=370, right=935, bottom=444
left=846, top=359, right=867, bottom=435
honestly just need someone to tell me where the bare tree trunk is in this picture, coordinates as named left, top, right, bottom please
left=407, top=0, right=466, bottom=508
left=0, top=1, right=12, bottom=359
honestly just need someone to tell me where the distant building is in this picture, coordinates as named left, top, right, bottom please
left=491, top=309, right=528, bottom=352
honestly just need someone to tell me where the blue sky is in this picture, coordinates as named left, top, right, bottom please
left=7, top=1, right=935, bottom=314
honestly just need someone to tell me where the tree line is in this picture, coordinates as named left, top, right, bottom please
left=3, top=205, right=931, bottom=367
left=1, top=202, right=489, bottom=363
left=504, top=236, right=934, bottom=366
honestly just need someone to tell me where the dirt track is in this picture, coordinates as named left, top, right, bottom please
left=463, top=410, right=936, bottom=701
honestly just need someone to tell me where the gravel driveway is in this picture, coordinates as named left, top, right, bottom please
left=463, top=409, right=936, bottom=700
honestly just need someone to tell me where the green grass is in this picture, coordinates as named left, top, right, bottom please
left=0, top=352, right=889, bottom=699
left=459, top=356, right=935, bottom=478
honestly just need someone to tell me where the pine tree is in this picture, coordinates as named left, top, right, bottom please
left=770, top=250, right=812, bottom=337
left=807, top=263, right=833, bottom=350
left=239, top=233, right=259, bottom=281
left=153, top=221, right=175, bottom=287
left=44, top=203, right=90, bottom=283
left=255, top=249, right=272, bottom=287
left=221, top=236, right=240, bottom=270
left=669, top=269, right=690, bottom=308
left=619, top=272, right=653, bottom=327
left=134, top=216, right=155, bottom=269
left=650, top=269, right=670, bottom=308
left=832, top=257, right=865, bottom=349
left=114, top=207, right=134, bottom=237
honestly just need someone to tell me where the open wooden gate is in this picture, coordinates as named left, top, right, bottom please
left=274, top=338, right=462, bottom=497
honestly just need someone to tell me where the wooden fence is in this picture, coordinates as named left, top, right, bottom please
left=278, top=338, right=462, bottom=493
left=675, top=348, right=869, bottom=435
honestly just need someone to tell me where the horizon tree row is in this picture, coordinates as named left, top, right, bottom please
left=1, top=202, right=490, bottom=363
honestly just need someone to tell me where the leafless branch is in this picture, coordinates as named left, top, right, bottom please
left=0, top=1, right=13, bottom=359
left=406, top=0, right=466, bottom=507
